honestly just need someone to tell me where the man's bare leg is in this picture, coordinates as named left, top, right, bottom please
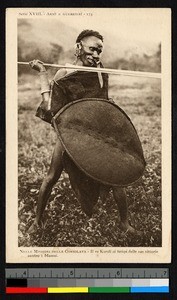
left=27, top=139, right=64, bottom=234
left=112, top=187, right=136, bottom=233
left=36, top=139, right=64, bottom=225
left=28, top=139, right=64, bottom=233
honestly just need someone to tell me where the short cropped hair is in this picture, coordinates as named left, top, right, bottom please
left=76, top=30, right=104, bottom=43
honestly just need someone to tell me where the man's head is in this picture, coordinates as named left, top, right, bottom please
left=75, top=30, right=104, bottom=67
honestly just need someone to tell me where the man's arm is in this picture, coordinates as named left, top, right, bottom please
left=29, top=60, right=50, bottom=110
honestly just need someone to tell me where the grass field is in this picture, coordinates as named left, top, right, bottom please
left=18, top=73, right=161, bottom=247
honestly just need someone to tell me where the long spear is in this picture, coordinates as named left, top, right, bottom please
left=18, top=62, right=161, bottom=79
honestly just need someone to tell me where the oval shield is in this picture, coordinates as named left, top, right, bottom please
left=53, top=98, right=146, bottom=186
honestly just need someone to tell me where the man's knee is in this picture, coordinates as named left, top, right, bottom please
left=45, top=172, right=60, bottom=186
left=113, top=187, right=126, bottom=200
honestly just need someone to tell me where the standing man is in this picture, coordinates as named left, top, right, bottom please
left=29, top=29, right=135, bottom=233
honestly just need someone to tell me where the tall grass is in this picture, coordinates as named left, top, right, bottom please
left=18, top=74, right=161, bottom=247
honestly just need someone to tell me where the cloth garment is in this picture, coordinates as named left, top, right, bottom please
left=36, top=65, right=108, bottom=123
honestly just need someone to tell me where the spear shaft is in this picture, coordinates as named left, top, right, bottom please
left=18, top=61, right=161, bottom=79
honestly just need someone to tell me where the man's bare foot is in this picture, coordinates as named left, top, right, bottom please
left=27, top=219, right=42, bottom=234
left=120, top=221, right=137, bottom=234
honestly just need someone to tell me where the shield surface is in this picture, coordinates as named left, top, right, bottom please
left=53, top=98, right=146, bottom=186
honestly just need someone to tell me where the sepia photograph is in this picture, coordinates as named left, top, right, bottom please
left=6, top=8, right=171, bottom=263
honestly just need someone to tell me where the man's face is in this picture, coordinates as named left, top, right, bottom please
left=79, top=36, right=103, bottom=67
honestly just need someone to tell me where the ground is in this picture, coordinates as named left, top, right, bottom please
left=18, top=73, right=161, bottom=247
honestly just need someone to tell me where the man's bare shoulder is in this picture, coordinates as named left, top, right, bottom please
left=53, top=69, right=67, bottom=81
